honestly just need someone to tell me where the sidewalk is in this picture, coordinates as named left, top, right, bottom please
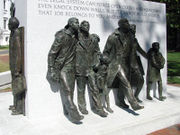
left=0, top=85, right=180, bottom=135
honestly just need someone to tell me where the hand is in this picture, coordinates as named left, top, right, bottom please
left=48, top=67, right=59, bottom=81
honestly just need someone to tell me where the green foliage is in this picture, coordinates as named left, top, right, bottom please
left=146, top=0, right=180, bottom=51
left=167, top=52, right=180, bottom=84
left=0, top=45, right=9, bottom=50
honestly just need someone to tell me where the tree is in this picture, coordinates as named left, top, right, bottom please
left=145, top=0, right=180, bottom=51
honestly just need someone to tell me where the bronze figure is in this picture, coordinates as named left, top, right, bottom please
left=94, top=54, right=113, bottom=113
left=75, top=21, right=107, bottom=117
left=8, top=2, right=26, bottom=115
left=146, top=42, right=166, bottom=101
left=103, top=18, right=144, bottom=111
left=129, top=24, right=147, bottom=103
left=47, top=17, right=84, bottom=123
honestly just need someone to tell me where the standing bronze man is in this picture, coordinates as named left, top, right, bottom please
left=146, top=42, right=166, bottom=101
left=8, top=2, right=26, bottom=115
left=76, top=21, right=107, bottom=117
left=129, top=24, right=147, bottom=103
left=47, top=17, right=84, bottom=123
left=103, top=18, right=144, bottom=110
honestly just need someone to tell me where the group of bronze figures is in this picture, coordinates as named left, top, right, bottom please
left=47, top=17, right=166, bottom=123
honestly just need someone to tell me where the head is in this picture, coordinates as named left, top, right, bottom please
left=152, top=42, right=160, bottom=52
left=130, top=24, right=136, bottom=35
left=91, top=34, right=100, bottom=43
left=80, top=21, right=90, bottom=33
left=118, top=18, right=130, bottom=33
left=8, top=17, right=19, bottom=31
left=65, top=17, right=79, bottom=32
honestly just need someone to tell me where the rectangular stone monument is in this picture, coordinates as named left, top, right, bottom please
left=14, top=0, right=166, bottom=121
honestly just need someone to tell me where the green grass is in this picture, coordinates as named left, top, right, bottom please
left=0, top=60, right=9, bottom=72
left=0, top=45, right=9, bottom=50
left=167, top=52, right=180, bottom=84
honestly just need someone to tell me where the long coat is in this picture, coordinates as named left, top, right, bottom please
left=147, top=48, right=165, bottom=83
left=48, top=29, right=78, bottom=71
left=75, top=33, right=101, bottom=76
left=103, top=29, right=132, bottom=88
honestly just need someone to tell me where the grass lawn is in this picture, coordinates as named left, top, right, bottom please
left=0, top=59, right=9, bottom=72
left=0, top=45, right=9, bottom=50
left=167, top=52, right=180, bottom=84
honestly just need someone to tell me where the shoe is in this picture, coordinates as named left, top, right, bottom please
left=11, top=110, right=22, bottom=115
left=9, top=105, right=15, bottom=111
left=79, top=108, right=88, bottom=115
left=135, top=97, right=142, bottom=103
left=117, top=102, right=129, bottom=109
left=147, top=95, right=153, bottom=100
left=106, top=107, right=113, bottom=113
left=93, top=109, right=108, bottom=117
left=67, top=107, right=84, bottom=123
left=159, top=96, right=166, bottom=101
left=131, top=103, right=144, bottom=111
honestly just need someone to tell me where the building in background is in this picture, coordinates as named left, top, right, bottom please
left=0, top=0, right=11, bottom=46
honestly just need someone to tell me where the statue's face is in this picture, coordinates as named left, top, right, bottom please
left=70, top=19, right=79, bottom=31
left=80, top=22, right=90, bottom=32
left=8, top=21, right=13, bottom=31
left=153, top=44, right=160, bottom=52
left=120, top=21, right=130, bottom=33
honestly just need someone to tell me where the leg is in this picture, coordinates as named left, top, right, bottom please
left=59, top=69, right=84, bottom=122
left=158, top=78, right=166, bottom=101
left=76, top=76, right=88, bottom=114
left=116, top=67, right=144, bottom=111
left=88, top=74, right=108, bottom=117
left=134, top=71, right=144, bottom=103
left=147, top=81, right=153, bottom=100
left=105, top=94, right=113, bottom=113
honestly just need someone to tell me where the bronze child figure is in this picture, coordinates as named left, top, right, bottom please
left=94, top=54, right=113, bottom=113
left=146, top=42, right=166, bottom=101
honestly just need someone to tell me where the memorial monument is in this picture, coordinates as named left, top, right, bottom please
left=13, top=0, right=167, bottom=130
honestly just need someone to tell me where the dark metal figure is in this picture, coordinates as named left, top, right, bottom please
left=8, top=2, right=26, bottom=115
left=76, top=21, right=107, bottom=117
left=129, top=24, right=147, bottom=103
left=47, top=17, right=84, bottom=123
left=94, top=54, right=113, bottom=113
left=103, top=18, right=144, bottom=111
left=146, top=42, right=166, bottom=101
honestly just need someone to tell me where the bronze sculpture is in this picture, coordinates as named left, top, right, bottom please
left=103, top=18, right=144, bottom=110
left=8, top=2, right=26, bottom=115
left=47, top=17, right=84, bottom=123
left=129, top=24, right=147, bottom=103
left=94, top=54, right=113, bottom=113
left=146, top=42, right=166, bottom=101
left=75, top=21, right=107, bottom=117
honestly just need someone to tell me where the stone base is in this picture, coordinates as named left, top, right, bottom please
left=0, top=85, right=180, bottom=135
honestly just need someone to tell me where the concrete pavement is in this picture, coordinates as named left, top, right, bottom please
left=0, top=85, right=180, bottom=135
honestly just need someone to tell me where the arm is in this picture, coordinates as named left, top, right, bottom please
left=14, top=30, right=22, bottom=76
left=103, top=36, right=113, bottom=58
left=150, top=52, right=161, bottom=69
left=136, top=39, right=147, bottom=59
left=47, top=33, right=63, bottom=81
left=48, top=34, right=63, bottom=69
